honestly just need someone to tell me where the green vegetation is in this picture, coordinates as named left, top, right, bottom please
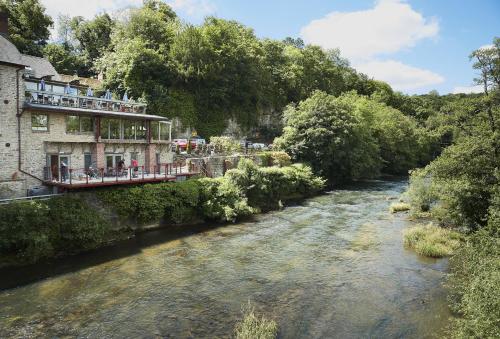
left=403, top=224, right=462, bottom=257
left=235, top=304, right=278, bottom=339
left=0, top=196, right=119, bottom=264
left=389, top=202, right=410, bottom=213
left=226, top=159, right=325, bottom=211
left=274, top=90, right=436, bottom=184
left=1, top=161, right=323, bottom=266
left=404, top=39, right=499, bottom=338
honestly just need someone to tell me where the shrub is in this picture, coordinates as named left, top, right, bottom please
left=210, top=136, right=242, bottom=154
left=226, top=159, right=325, bottom=211
left=389, top=202, right=410, bottom=213
left=403, top=224, right=463, bottom=257
left=0, top=196, right=113, bottom=263
left=270, top=151, right=291, bottom=167
left=96, top=180, right=201, bottom=225
left=235, top=304, right=278, bottom=339
left=198, top=177, right=255, bottom=222
left=447, top=229, right=500, bottom=338
left=406, top=168, right=436, bottom=213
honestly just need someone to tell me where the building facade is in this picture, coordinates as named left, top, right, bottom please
left=0, top=26, right=176, bottom=198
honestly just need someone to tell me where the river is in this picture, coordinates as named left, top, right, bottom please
left=0, top=180, right=450, bottom=338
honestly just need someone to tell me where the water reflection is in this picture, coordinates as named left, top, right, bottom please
left=0, top=180, right=450, bottom=338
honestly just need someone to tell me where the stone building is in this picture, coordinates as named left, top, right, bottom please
left=0, top=18, right=178, bottom=198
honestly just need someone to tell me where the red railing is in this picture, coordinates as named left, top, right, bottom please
left=43, top=162, right=198, bottom=186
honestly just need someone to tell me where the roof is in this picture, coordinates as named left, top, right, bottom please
left=0, top=34, right=25, bottom=67
left=59, top=74, right=103, bottom=89
left=24, top=102, right=170, bottom=121
left=21, top=54, right=60, bottom=81
left=0, top=35, right=60, bottom=80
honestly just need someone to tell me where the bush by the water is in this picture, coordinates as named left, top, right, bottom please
left=403, top=224, right=462, bottom=257
left=389, top=202, right=410, bottom=213
left=226, top=159, right=325, bottom=211
left=446, top=187, right=500, bottom=338
left=0, top=196, right=116, bottom=263
left=235, top=304, right=278, bottom=339
left=97, top=160, right=324, bottom=224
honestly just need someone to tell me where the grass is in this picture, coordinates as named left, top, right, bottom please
left=390, top=202, right=411, bottom=213
left=235, top=304, right=278, bottom=339
left=403, top=224, right=463, bottom=258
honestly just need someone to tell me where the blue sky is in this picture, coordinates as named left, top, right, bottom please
left=42, top=0, right=500, bottom=94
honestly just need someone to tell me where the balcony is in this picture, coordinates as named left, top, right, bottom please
left=43, top=161, right=202, bottom=189
left=24, top=89, right=147, bottom=115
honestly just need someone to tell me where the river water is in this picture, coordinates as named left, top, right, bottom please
left=0, top=180, right=450, bottom=338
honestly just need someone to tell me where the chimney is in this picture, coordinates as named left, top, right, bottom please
left=0, top=11, right=8, bottom=38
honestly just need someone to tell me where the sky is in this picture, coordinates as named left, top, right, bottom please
left=40, top=0, right=500, bottom=95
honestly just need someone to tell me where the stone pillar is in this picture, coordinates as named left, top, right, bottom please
left=92, top=143, right=105, bottom=169
left=145, top=144, right=156, bottom=173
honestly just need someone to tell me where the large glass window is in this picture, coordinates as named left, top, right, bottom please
left=123, top=120, right=135, bottom=139
left=109, top=119, right=121, bottom=139
left=151, top=121, right=159, bottom=140
left=136, top=121, right=146, bottom=140
left=31, top=114, right=48, bottom=132
left=81, top=116, right=93, bottom=132
left=160, top=122, right=169, bottom=141
left=66, top=115, right=79, bottom=133
left=66, top=115, right=94, bottom=134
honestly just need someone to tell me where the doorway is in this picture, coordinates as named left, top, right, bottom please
left=46, top=154, right=71, bottom=181
left=106, top=154, right=123, bottom=175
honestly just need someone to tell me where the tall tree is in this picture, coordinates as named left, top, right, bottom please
left=0, top=0, right=53, bottom=56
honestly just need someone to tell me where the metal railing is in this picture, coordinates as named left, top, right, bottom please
left=0, top=194, right=64, bottom=204
left=25, top=89, right=147, bottom=114
left=43, top=162, right=198, bottom=186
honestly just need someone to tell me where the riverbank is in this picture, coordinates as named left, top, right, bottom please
left=0, top=159, right=324, bottom=268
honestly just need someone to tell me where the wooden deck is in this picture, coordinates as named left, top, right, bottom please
left=43, top=172, right=201, bottom=189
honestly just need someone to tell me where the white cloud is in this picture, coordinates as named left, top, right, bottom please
left=300, top=0, right=443, bottom=93
left=356, top=59, right=444, bottom=92
left=452, top=85, right=484, bottom=94
left=300, top=0, right=439, bottom=61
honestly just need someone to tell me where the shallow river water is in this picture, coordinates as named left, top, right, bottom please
left=0, top=180, right=450, bottom=338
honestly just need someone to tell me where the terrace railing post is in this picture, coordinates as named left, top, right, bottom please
left=165, top=164, right=168, bottom=178
left=154, top=166, right=156, bottom=179
left=129, top=167, right=132, bottom=181
left=86, top=170, right=89, bottom=184
left=101, top=168, right=104, bottom=183
left=69, top=169, right=73, bottom=185
left=142, top=166, right=145, bottom=180
left=116, top=166, right=118, bottom=182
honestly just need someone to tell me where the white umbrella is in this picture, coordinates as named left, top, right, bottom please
left=64, top=83, right=71, bottom=94
left=40, top=79, right=46, bottom=91
left=122, top=91, right=128, bottom=102
left=105, top=89, right=112, bottom=100
left=86, top=87, right=93, bottom=97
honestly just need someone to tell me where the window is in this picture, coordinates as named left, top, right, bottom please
left=66, top=115, right=79, bottom=133
left=80, top=116, right=93, bottom=132
left=136, top=121, right=146, bottom=140
left=101, top=118, right=121, bottom=139
left=123, top=120, right=135, bottom=139
left=151, top=121, right=159, bottom=140
left=66, top=115, right=94, bottom=134
left=150, top=121, right=170, bottom=141
left=160, top=122, right=169, bottom=141
left=32, top=114, right=48, bottom=132
left=109, top=119, right=121, bottom=139
left=123, top=120, right=146, bottom=140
